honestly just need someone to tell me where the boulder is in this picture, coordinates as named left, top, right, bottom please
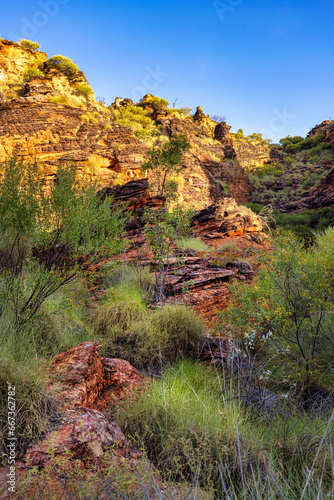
left=48, top=341, right=142, bottom=411
left=24, top=407, right=141, bottom=468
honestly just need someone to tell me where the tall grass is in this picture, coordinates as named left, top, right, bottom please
left=116, top=360, right=334, bottom=498
left=175, top=237, right=212, bottom=253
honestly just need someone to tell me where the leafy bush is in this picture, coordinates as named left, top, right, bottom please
left=219, top=229, right=334, bottom=392
left=23, top=67, right=44, bottom=81
left=281, top=134, right=330, bottom=155
left=233, top=128, right=244, bottom=138
left=20, top=39, right=40, bottom=51
left=0, top=156, right=127, bottom=343
left=75, top=84, right=93, bottom=96
left=141, top=134, right=190, bottom=197
left=46, top=55, right=79, bottom=79
left=143, top=96, right=169, bottom=107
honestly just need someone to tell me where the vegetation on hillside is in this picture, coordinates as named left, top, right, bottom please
left=248, top=131, right=334, bottom=210
left=1, top=133, right=334, bottom=497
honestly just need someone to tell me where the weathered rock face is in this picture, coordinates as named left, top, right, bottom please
left=0, top=40, right=282, bottom=209
left=48, top=341, right=142, bottom=411
left=326, top=122, right=334, bottom=147
left=304, top=167, right=334, bottom=208
left=138, top=93, right=170, bottom=120
left=0, top=99, right=146, bottom=184
left=24, top=407, right=140, bottom=468
left=230, top=137, right=282, bottom=169
left=161, top=116, right=252, bottom=205
left=0, top=40, right=47, bottom=96
left=308, top=120, right=333, bottom=139
left=191, top=198, right=263, bottom=237
left=0, top=342, right=144, bottom=494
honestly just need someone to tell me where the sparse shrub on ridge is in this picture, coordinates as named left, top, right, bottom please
left=49, top=95, right=72, bottom=106
left=46, top=55, right=79, bottom=79
left=20, top=39, right=40, bottom=51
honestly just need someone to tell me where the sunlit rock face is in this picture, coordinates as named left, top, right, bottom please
left=0, top=39, right=283, bottom=209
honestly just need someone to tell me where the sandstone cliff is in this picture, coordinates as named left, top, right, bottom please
left=0, top=39, right=281, bottom=209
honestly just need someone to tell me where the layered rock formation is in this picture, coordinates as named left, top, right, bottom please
left=0, top=40, right=260, bottom=208
left=308, top=120, right=334, bottom=144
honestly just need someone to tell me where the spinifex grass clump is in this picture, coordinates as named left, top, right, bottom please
left=96, top=276, right=206, bottom=369
left=116, top=359, right=334, bottom=498
left=0, top=360, right=63, bottom=466
left=175, top=237, right=211, bottom=253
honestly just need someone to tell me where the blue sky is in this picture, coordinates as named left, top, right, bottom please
left=2, top=0, right=334, bottom=142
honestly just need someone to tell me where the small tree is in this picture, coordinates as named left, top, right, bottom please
left=219, top=230, right=334, bottom=394
left=141, top=134, right=190, bottom=198
left=46, top=55, right=79, bottom=79
left=142, top=204, right=194, bottom=301
left=0, top=156, right=127, bottom=337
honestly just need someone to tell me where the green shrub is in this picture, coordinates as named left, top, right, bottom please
left=20, top=39, right=40, bottom=51
left=219, top=229, right=334, bottom=392
left=141, top=134, right=190, bottom=197
left=46, top=55, right=79, bottom=79
left=143, top=96, right=169, bottom=107
left=0, top=156, right=127, bottom=343
left=23, top=67, right=44, bottom=82
left=75, top=84, right=93, bottom=97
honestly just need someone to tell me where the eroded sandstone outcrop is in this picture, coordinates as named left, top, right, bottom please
left=48, top=341, right=142, bottom=411
left=191, top=198, right=263, bottom=237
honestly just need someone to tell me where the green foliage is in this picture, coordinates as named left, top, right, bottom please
left=23, top=66, right=44, bottom=81
left=143, top=205, right=194, bottom=299
left=169, top=106, right=193, bottom=118
left=280, top=134, right=330, bottom=154
left=75, top=83, right=93, bottom=96
left=0, top=156, right=127, bottom=342
left=233, top=128, right=244, bottom=138
left=112, top=105, right=161, bottom=144
left=117, top=360, right=247, bottom=493
left=118, top=360, right=334, bottom=497
left=141, top=134, right=190, bottom=197
left=20, top=39, right=40, bottom=51
left=46, top=55, right=79, bottom=79
left=251, top=162, right=284, bottom=178
left=143, top=96, right=169, bottom=107
left=49, top=95, right=71, bottom=106
left=96, top=275, right=205, bottom=368
left=175, top=237, right=211, bottom=253
left=0, top=360, right=63, bottom=465
left=80, top=111, right=99, bottom=123
left=219, top=229, right=334, bottom=391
